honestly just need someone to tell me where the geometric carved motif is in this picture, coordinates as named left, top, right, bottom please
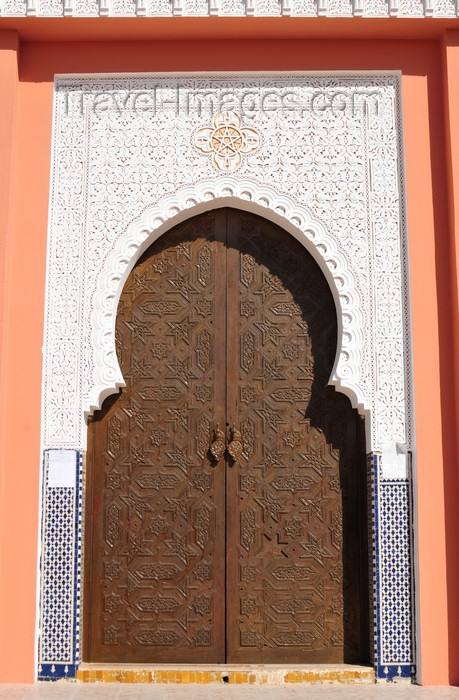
left=85, top=208, right=368, bottom=663
left=194, top=112, right=260, bottom=172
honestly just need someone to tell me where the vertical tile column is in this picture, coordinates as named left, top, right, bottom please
left=37, top=450, right=83, bottom=680
left=368, top=454, right=415, bottom=681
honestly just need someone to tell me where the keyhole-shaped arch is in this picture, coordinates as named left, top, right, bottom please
left=87, top=178, right=368, bottom=446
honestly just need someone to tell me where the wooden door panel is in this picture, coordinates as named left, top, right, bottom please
left=85, top=211, right=227, bottom=663
left=85, top=208, right=368, bottom=665
left=225, top=210, right=367, bottom=663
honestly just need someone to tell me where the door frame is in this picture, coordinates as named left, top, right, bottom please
left=37, top=73, right=415, bottom=683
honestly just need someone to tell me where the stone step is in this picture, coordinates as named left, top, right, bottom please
left=76, top=664, right=375, bottom=685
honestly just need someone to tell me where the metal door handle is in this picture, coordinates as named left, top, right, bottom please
left=227, top=428, right=243, bottom=463
left=210, top=427, right=226, bottom=462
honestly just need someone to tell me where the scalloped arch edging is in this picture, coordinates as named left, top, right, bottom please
left=87, top=178, right=367, bottom=427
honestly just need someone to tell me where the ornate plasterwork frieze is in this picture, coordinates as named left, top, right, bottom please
left=2, top=0, right=458, bottom=17
left=43, top=74, right=410, bottom=455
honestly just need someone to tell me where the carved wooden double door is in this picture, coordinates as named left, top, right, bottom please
left=85, top=208, right=368, bottom=664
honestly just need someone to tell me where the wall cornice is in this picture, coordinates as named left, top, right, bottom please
left=1, top=0, right=458, bottom=18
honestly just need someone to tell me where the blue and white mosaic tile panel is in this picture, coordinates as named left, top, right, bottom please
left=369, top=453, right=415, bottom=682
left=37, top=450, right=83, bottom=681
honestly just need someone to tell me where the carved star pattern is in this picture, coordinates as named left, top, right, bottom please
left=257, top=445, right=283, bottom=476
left=283, top=516, right=303, bottom=538
left=129, top=356, right=151, bottom=383
left=119, top=532, right=152, bottom=563
left=299, top=495, right=323, bottom=521
left=240, top=595, right=257, bottom=616
left=297, top=361, right=314, bottom=381
left=194, top=385, right=212, bottom=403
left=192, top=593, right=211, bottom=616
left=240, top=474, right=258, bottom=492
left=106, top=470, right=123, bottom=490
left=153, top=254, right=173, bottom=275
left=255, top=399, right=285, bottom=432
left=122, top=395, right=151, bottom=432
left=175, top=242, right=191, bottom=260
left=166, top=407, right=189, bottom=431
left=167, top=315, right=197, bottom=344
left=255, top=318, right=286, bottom=345
left=240, top=565, right=258, bottom=584
left=329, top=475, right=341, bottom=492
left=240, top=300, right=256, bottom=317
left=329, top=593, right=344, bottom=616
left=255, top=489, right=288, bottom=523
left=329, top=561, right=343, bottom=583
left=195, top=298, right=212, bottom=317
left=120, top=486, right=152, bottom=520
left=299, top=534, right=333, bottom=566
left=150, top=426, right=169, bottom=447
left=121, top=443, right=149, bottom=473
left=127, top=270, right=151, bottom=297
left=147, top=515, right=168, bottom=536
left=104, top=593, right=121, bottom=614
left=151, top=342, right=168, bottom=359
left=123, top=314, right=151, bottom=345
left=166, top=356, right=198, bottom=387
left=193, top=471, right=213, bottom=492
left=193, top=560, right=211, bottom=582
left=255, top=270, right=284, bottom=301
left=282, top=340, right=301, bottom=360
left=255, top=357, right=286, bottom=388
left=240, top=385, right=257, bottom=404
left=164, top=534, right=197, bottom=565
left=283, top=431, right=302, bottom=448
left=167, top=269, right=199, bottom=301
left=165, top=446, right=196, bottom=475
left=104, top=559, right=122, bottom=581
left=164, top=487, right=193, bottom=520
left=298, top=450, right=328, bottom=476
left=103, top=625, right=120, bottom=645
left=194, top=111, right=259, bottom=172
left=331, top=629, right=344, bottom=646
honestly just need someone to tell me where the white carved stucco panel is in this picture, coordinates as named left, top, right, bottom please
left=219, top=0, right=246, bottom=13
left=433, top=0, right=456, bottom=16
left=1, top=0, right=26, bottom=14
left=291, top=0, right=317, bottom=15
left=37, top=0, right=63, bottom=14
left=363, top=0, right=389, bottom=15
left=398, top=0, right=424, bottom=15
left=43, top=75, right=410, bottom=454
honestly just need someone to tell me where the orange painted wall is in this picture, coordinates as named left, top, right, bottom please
left=440, top=30, right=459, bottom=688
left=0, top=27, right=458, bottom=685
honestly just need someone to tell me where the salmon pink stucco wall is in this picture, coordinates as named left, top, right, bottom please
left=0, top=24, right=458, bottom=686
